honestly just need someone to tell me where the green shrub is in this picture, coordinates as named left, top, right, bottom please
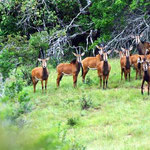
left=21, top=66, right=33, bottom=85
left=14, top=92, right=32, bottom=119
left=4, top=79, right=24, bottom=99
left=70, top=142, right=86, bottom=150
left=85, top=76, right=94, bottom=86
left=1, top=91, right=32, bottom=121
left=18, top=91, right=30, bottom=103
left=67, top=117, right=79, bottom=127
left=80, top=95, right=93, bottom=110
left=32, top=132, right=69, bottom=150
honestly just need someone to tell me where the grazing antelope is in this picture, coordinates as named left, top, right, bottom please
left=141, top=58, right=150, bottom=95
left=56, top=52, right=85, bottom=87
left=131, top=34, right=150, bottom=55
left=81, top=45, right=105, bottom=82
left=31, top=58, right=49, bottom=93
left=120, top=46, right=132, bottom=81
left=97, top=51, right=111, bottom=89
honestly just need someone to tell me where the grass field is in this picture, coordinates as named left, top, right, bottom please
left=1, top=58, right=150, bottom=150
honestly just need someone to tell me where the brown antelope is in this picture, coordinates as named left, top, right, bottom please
left=97, top=51, right=111, bottom=89
left=145, top=54, right=150, bottom=61
left=141, top=58, right=150, bottom=95
left=81, top=45, right=105, bottom=82
left=31, top=58, right=49, bottom=93
left=131, top=34, right=150, bottom=55
left=120, top=46, right=132, bottom=81
left=56, top=52, right=85, bottom=87
left=130, top=54, right=145, bottom=79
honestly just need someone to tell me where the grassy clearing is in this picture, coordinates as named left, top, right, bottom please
left=1, top=58, right=150, bottom=150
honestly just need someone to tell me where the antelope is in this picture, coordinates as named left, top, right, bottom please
left=130, top=54, right=145, bottom=79
left=56, top=52, right=85, bottom=87
left=141, top=58, right=150, bottom=95
left=31, top=58, right=49, bottom=93
left=145, top=54, right=150, bottom=61
left=120, top=46, right=132, bottom=81
left=81, top=45, right=105, bottom=82
left=97, top=51, right=111, bottom=89
left=131, top=34, right=150, bottom=55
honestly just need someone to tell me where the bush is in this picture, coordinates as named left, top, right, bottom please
left=17, top=91, right=32, bottom=114
left=85, top=76, right=94, bottom=86
left=21, top=66, right=33, bottom=85
left=80, top=95, right=93, bottom=110
left=4, top=78, right=24, bottom=99
left=18, top=91, right=30, bottom=103
left=1, top=91, right=32, bottom=121
left=67, top=117, right=79, bottom=127
left=0, top=127, right=70, bottom=150
left=32, top=132, right=69, bottom=150
left=70, top=143, right=86, bottom=150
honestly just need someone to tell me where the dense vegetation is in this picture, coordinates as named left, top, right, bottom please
left=0, top=0, right=150, bottom=149
left=0, top=0, right=150, bottom=80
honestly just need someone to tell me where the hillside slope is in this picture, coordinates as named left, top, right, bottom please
left=1, top=58, right=150, bottom=150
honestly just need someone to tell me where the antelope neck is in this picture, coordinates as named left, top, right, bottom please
left=103, top=61, right=109, bottom=76
left=42, top=67, right=48, bottom=80
left=144, top=70, right=149, bottom=82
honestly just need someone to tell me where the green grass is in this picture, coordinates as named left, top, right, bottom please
left=1, top=58, right=150, bottom=150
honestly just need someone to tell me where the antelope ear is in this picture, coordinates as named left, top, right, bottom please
left=129, top=46, right=133, bottom=51
left=121, top=47, right=125, bottom=52
left=45, top=57, right=49, bottom=61
left=96, top=45, right=102, bottom=50
left=140, top=33, right=144, bottom=38
left=130, top=35, right=135, bottom=38
left=119, top=51, right=123, bottom=58
left=38, top=58, right=42, bottom=62
left=104, top=45, right=108, bottom=49
left=114, top=50, right=119, bottom=53
left=72, top=52, right=77, bottom=56
left=81, top=52, right=85, bottom=56
left=145, top=49, right=149, bottom=54
left=107, top=50, right=112, bottom=55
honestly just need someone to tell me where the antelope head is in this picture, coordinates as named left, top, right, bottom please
left=121, top=46, right=133, bottom=57
left=96, top=45, right=104, bottom=55
left=103, top=50, right=112, bottom=62
left=131, top=33, right=144, bottom=44
left=38, top=58, right=49, bottom=68
left=72, top=52, right=85, bottom=63
left=141, top=58, right=149, bottom=71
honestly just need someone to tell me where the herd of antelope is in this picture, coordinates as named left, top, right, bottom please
left=31, top=34, right=150, bottom=95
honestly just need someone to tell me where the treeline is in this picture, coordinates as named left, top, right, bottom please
left=0, top=0, right=150, bottom=81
